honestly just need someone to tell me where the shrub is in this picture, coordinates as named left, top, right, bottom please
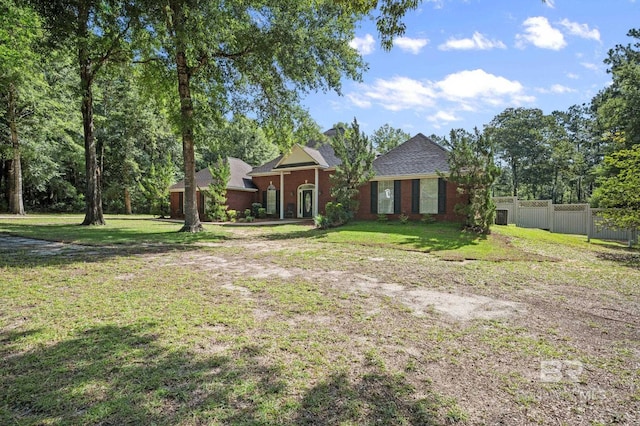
left=257, top=207, right=267, bottom=219
left=314, top=214, right=330, bottom=229
left=398, top=213, right=409, bottom=224
left=251, top=202, right=262, bottom=217
left=244, top=208, right=252, bottom=218
left=377, top=214, right=389, bottom=222
left=325, top=202, right=350, bottom=227
left=421, top=214, right=436, bottom=224
left=245, top=215, right=255, bottom=222
left=227, top=209, right=237, bottom=222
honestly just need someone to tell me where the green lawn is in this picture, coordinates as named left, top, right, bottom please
left=1, top=216, right=638, bottom=425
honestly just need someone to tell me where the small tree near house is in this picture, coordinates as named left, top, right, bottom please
left=140, top=156, right=175, bottom=218
left=204, top=158, right=231, bottom=222
left=328, top=118, right=375, bottom=225
left=444, top=128, right=500, bottom=234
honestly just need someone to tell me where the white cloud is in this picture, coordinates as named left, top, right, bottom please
left=394, top=36, right=429, bottom=54
left=566, top=72, right=580, bottom=79
left=545, top=0, right=556, bottom=8
left=581, top=62, right=601, bottom=72
left=349, top=34, right=376, bottom=55
left=436, top=69, right=531, bottom=104
left=345, top=69, right=534, bottom=117
left=559, top=19, right=601, bottom=41
left=438, top=32, right=506, bottom=51
left=516, top=16, right=566, bottom=50
left=427, top=111, right=461, bottom=128
left=537, top=84, right=575, bottom=94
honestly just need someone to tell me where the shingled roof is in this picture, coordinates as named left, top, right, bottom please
left=169, top=157, right=257, bottom=192
left=373, top=133, right=449, bottom=177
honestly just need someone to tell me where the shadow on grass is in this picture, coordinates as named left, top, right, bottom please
left=596, top=248, right=640, bottom=269
left=1, top=324, right=445, bottom=425
left=295, top=372, right=440, bottom=425
left=0, top=234, right=204, bottom=270
left=0, top=221, right=229, bottom=246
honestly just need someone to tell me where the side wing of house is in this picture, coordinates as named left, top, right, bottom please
left=356, top=133, right=465, bottom=221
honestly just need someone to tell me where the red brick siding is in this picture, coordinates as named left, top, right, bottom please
left=252, top=169, right=334, bottom=215
left=355, top=178, right=466, bottom=222
left=170, top=189, right=258, bottom=220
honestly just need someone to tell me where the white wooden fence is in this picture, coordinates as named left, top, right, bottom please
left=493, top=196, right=637, bottom=244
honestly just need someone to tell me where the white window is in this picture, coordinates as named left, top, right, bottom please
left=378, top=180, right=394, bottom=214
left=266, top=184, right=276, bottom=215
left=420, top=178, right=438, bottom=214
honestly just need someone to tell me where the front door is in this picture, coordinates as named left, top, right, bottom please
left=302, top=189, right=313, bottom=218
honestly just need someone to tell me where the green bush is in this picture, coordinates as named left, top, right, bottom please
left=244, top=208, right=252, bottom=218
left=257, top=207, right=267, bottom=219
left=377, top=214, right=389, bottom=222
left=245, top=215, right=255, bottom=222
left=314, top=214, right=330, bottom=229
left=325, top=202, right=350, bottom=227
left=227, top=209, right=237, bottom=222
left=421, top=214, right=436, bottom=224
left=398, top=213, right=409, bottom=224
left=251, top=203, right=262, bottom=217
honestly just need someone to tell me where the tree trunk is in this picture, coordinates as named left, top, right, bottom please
left=78, top=2, right=105, bottom=226
left=124, top=187, right=132, bottom=214
left=7, top=83, right=25, bottom=215
left=172, top=3, right=202, bottom=233
left=511, top=160, right=518, bottom=197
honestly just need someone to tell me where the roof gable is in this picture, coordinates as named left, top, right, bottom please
left=373, top=133, right=450, bottom=177
left=274, top=144, right=328, bottom=169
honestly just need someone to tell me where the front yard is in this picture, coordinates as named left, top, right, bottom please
left=1, top=216, right=639, bottom=425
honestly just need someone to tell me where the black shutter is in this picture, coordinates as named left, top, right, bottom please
left=411, top=179, right=420, bottom=214
left=438, top=178, right=446, bottom=215
left=262, top=190, right=267, bottom=207
left=394, top=180, right=402, bottom=214
left=276, top=190, right=280, bottom=214
left=370, top=181, right=378, bottom=214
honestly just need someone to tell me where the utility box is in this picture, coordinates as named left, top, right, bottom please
left=495, top=209, right=508, bottom=225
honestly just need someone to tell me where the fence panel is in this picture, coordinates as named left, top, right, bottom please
left=589, top=209, right=637, bottom=243
left=493, top=196, right=517, bottom=224
left=552, top=204, right=589, bottom=235
left=517, top=200, right=551, bottom=229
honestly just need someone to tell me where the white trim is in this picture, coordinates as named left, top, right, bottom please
left=279, top=172, right=284, bottom=220
left=314, top=168, right=319, bottom=217
left=170, top=186, right=258, bottom=193
left=297, top=183, right=316, bottom=218
left=274, top=144, right=319, bottom=168
left=370, top=173, right=447, bottom=181
left=249, top=171, right=292, bottom=177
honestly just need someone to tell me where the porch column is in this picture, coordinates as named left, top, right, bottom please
left=280, top=171, right=284, bottom=220
left=314, top=167, right=319, bottom=217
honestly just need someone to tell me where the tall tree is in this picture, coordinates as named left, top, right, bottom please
left=329, top=118, right=375, bottom=218
left=0, top=0, right=44, bottom=214
left=486, top=107, right=546, bottom=198
left=140, top=0, right=365, bottom=232
left=592, top=144, right=640, bottom=233
left=200, top=115, right=278, bottom=168
left=444, top=128, right=500, bottom=234
left=30, top=0, right=137, bottom=225
left=370, top=124, right=410, bottom=155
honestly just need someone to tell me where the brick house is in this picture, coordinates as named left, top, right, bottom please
left=169, top=131, right=465, bottom=222
left=169, top=157, right=257, bottom=220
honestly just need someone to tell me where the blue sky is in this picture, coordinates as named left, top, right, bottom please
left=302, top=0, right=639, bottom=138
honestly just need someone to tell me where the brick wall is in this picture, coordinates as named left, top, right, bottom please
left=355, top=178, right=466, bottom=222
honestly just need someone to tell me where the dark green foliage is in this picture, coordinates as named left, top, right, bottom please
left=592, top=144, right=640, bottom=230
left=371, top=124, right=411, bottom=155
left=330, top=118, right=375, bottom=220
left=445, top=128, right=500, bottom=234
left=139, top=157, right=175, bottom=218
left=204, top=158, right=231, bottom=222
